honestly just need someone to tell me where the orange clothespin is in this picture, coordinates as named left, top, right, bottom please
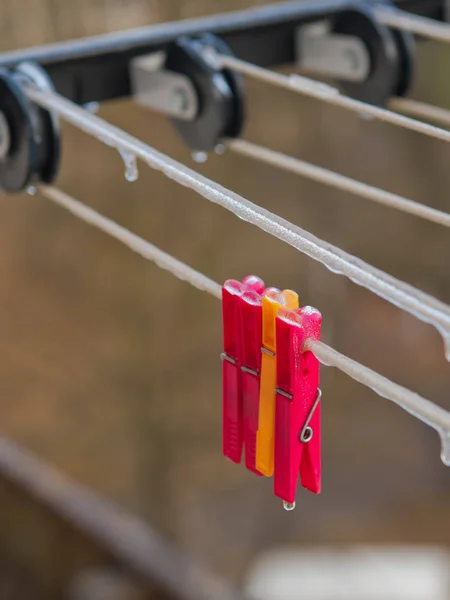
left=256, top=288, right=298, bottom=476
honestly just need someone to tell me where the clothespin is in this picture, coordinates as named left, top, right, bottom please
left=239, top=287, right=264, bottom=475
left=256, top=288, right=298, bottom=477
left=221, top=276, right=264, bottom=464
left=274, top=305, right=322, bottom=510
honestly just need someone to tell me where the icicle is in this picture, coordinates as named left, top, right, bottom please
left=192, top=151, right=208, bottom=164
left=439, top=430, right=450, bottom=466
left=119, top=149, right=139, bottom=182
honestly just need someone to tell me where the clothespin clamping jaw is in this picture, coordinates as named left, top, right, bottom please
left=130, top=34, right=244, bottom=153
left=297, top=2, right=415, bottom=105
left=0, top=62, right=60, bottom=193
left=274, top=306, right=322, bottom=511
left=256, top=288, right=298, bottom=477
left=221, top=276, right=264, bottom=464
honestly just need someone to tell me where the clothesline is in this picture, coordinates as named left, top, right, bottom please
left=22, top=84, right=450, bottom=360
left=226, top=139, right=450, bottom=227
left=37, top=185, right=450, bottom=465
left=217, top=53, right=450, bottom=144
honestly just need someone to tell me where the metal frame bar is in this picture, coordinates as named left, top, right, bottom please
left=0, top=436, right=249, bottom=600
left=0, top=0, right=445, bottom=105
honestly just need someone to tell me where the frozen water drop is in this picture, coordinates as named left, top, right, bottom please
left=84, top=101, right=100, bottom=114
left=26, top=185, right=37, bottom=196
left=191, top=151, right=208, bottom=164
left=443, top=333, right=450, bottom=362
left=215, top=144, right=226, bottom=155
left=283, top=501, right=296, bottom=511
left=439, top=430, right=450, bottom=466
left=119, top=149, right=139, bottom=182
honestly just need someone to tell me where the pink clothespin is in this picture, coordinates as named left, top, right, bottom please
left=221, top=276, right=264, bottom=464
left=274, top=305, right=322, bottom=510
left=239, top=287, right=264, bottom=475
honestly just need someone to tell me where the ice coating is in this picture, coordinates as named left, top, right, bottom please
left=307, top=338, right=450, bottom=466
left=277, top=306, right=302, bottom=326
left=288, top=74, right=339, bottom=99
left=241, top=289, right=262, bottom=306
left=301, top=305, right=322, bottom=318
left=439, top=431, right=450, bottom=466
left=444, top=335, right=450, bottom=363
left=119, top=149, right=139, bottom=182
left=264, top=287, right=286, bottom=305
left=25, top=87, right=450, bottom=360
left=223, top=279, right=245, bottom=296
left=242, top=275, right=264, bottom=295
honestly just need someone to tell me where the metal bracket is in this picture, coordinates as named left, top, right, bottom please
left=130, top=52, right=199, bottom=121
left=446, top=0, right=450, bottom=21
left=296, top=20, right=370, bottom=82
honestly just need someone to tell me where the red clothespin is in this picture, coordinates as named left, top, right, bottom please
left=239, top=288, right=264, bottom=475
left=221, top=276, right=264, bottom=464
left=274, top=305, right=322, bottom=509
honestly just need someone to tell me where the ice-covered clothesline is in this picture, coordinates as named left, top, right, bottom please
left=37, top=185, right=450, bottom=465
left=22, top=85, right=450, bottom=360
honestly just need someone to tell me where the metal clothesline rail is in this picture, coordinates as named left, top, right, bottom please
left=0, top=0, right=445, bottom=104
left=0, top=436, right=250, bottom=600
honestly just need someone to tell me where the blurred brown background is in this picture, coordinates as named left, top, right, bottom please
left=0, top=0, right=450, bottom=598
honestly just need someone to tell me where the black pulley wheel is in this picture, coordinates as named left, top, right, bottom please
left=0, top=63, right=60, bottom=194
left=390, top=25, right=415, bottom=98
left=200, top=33, right=245, bottom=140
left=165, top=35, right=243, bottom=152
left=331, top=6, right=401, bottom=106
left=15, top=62, right=61, bottom=184
left=0, top=69, right=38, bottom=193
